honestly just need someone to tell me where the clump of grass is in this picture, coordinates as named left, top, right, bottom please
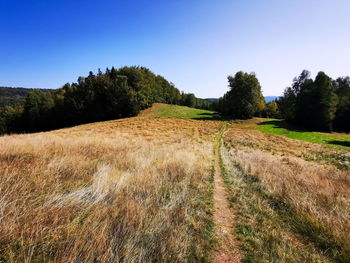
left=0, top=117, right=220, bottom=262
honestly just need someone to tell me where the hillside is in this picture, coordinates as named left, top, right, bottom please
left=0, top=67, right=212, bottom=134
left=0, top=104, right=349, bottom=262
left=0, top=111, right=222, bottom=262
left=264, top=96, right=279, bottom=103
left=0, top=87, right=53, bottom=107
left=139, top=103, right=220, bottom=120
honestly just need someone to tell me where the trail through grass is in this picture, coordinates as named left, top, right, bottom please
left=222, top=125, right=350, bottom=262
left=220, top=147, right=334, bottom=262
left=2, top=103, right=349, bottom=262
left=213, top=123, right=241, bottom=262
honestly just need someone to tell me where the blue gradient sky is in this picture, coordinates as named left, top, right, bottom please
left=1, top=0, right=349, bottom=97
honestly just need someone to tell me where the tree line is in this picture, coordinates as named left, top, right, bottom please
left=1, top=67, right=349, bottom=134
left=211, top=70, right=350, bottom=132
left=0, top=87, right=52, bottom=108
left=278, top=70, right=350, bottom=132
left=0, top=66, right=210, bottom=134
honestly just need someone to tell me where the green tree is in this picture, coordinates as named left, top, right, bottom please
left=181, top=93, right=196, bottom=107
left=23, top=90, right=54, bottom=131
left=265, top=101, right=279, bottom=118
left=0, top=106, right=23, bottom=134
left=279, top=70, right=339, bottom=132
left=278, top=70, right=311, bottom=123
left=334, top=77, right=350, bottom=131
left=313, top=72, right=338, bottom=131
left=0, top=66, right=208, bottom=134
left=225, top=71, right=264, bottom=119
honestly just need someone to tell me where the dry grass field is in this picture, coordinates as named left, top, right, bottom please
left=1, top=103, right=350, bottom=263
left=0, top=115, right=222, bottom=262
left=222, top=124, right=350, bottom=262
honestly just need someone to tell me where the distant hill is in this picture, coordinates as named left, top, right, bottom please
left=265, top=96, right=279, bottom=103
left=0, top=87, right=53, bottom=108
left=203, top=98, right=218, bottom=103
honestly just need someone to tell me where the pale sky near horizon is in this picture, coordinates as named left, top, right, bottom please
left=1, top=0, right=349, bottom=97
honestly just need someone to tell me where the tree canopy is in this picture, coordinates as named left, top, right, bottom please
left=2, top=68, right=350, bottom=134
left=0, top=66, right=209, bottom=134
left=211, top=72, right=266, bottom=119
left=278, top=70, right=349, bottom=132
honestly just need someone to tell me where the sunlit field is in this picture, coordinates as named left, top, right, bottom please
left=1, top=103, right=350, bottom=262
left=139, top=103, right=220, bottom=120
left=2, top=0, right=350, bottom=261
left=233, top=118, right=350, bottom=150
left=222, top=125, right=350, bottom=262
left=0, top=115, right=221, bottom=262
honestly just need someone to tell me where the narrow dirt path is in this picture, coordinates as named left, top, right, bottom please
left=213, top=126, right=242, bottom=263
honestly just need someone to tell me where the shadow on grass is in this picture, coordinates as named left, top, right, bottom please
left=327, top=140, right=350, bottom=148
left=257, top=120, right=308, bottom=132
left=191, top=112, right=223, bottom=121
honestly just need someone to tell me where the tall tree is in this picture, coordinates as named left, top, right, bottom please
left=313, top=72, right=338, bottom=131
left=224, top=71, right=264, bottom=119
left=279, top=70, right=339, bottom=132
left=278, top=70, right=311, bottom=123
left=334, top=77, right=350, bottom=131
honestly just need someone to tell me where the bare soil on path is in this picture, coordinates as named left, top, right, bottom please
left=213, top=128, right=242, bottom=263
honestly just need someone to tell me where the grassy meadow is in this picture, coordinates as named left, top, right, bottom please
left=1, top=103, right=350, bottom=262
left=233, top=118, right=350, bottom=149
left=139, top=103, right=220, bottom=120
left=0, top=112, right=222, bottom=262
left=222, top=124, right=350, bottom=262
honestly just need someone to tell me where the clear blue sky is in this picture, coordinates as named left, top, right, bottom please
left=1, top=0, right=349, bottom=98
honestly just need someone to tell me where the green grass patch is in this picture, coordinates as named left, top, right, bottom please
left=257, top=119, right=350, bottom=149
left=143, top=104, right=221, bottom=120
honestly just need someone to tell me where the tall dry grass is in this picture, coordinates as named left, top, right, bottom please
left=225, top=127, right=350, bottom=171
left=0, top=117, right=221, bottom=262
left=223, top=127, right=350, bottom=261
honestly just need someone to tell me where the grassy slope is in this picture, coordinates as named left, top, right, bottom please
left=234, top=118, right=350, bottom=150
left=150, top=108, right=350, bottom=261
left=2, top=103, right=349, bottom=262
left=0, top=107, right=222, bottom=262
left=139, top=103, right=220, bottom=120
left=223, top=126, right=350, bottom=262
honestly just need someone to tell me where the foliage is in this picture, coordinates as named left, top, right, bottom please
left=279, top=70, right=349, bottom=132
left=0, top=106, right=23, bottom=134
left=263, top=101, right=280, bottom=118
left=180, top=93, right=211, bottom=109
left=0, top=87, right=52, bottom=108
left=0, top=67, right=209, bottom=134
left=212, top=72, right=266, bottom=119
left=334, top=77, right=350, bottom=131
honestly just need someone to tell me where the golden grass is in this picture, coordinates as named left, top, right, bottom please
left=225, top=127, right=350, bottom=171
left=0, top=116, right=221, bottom=262
left=223, top=127, right=350, bottom=261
